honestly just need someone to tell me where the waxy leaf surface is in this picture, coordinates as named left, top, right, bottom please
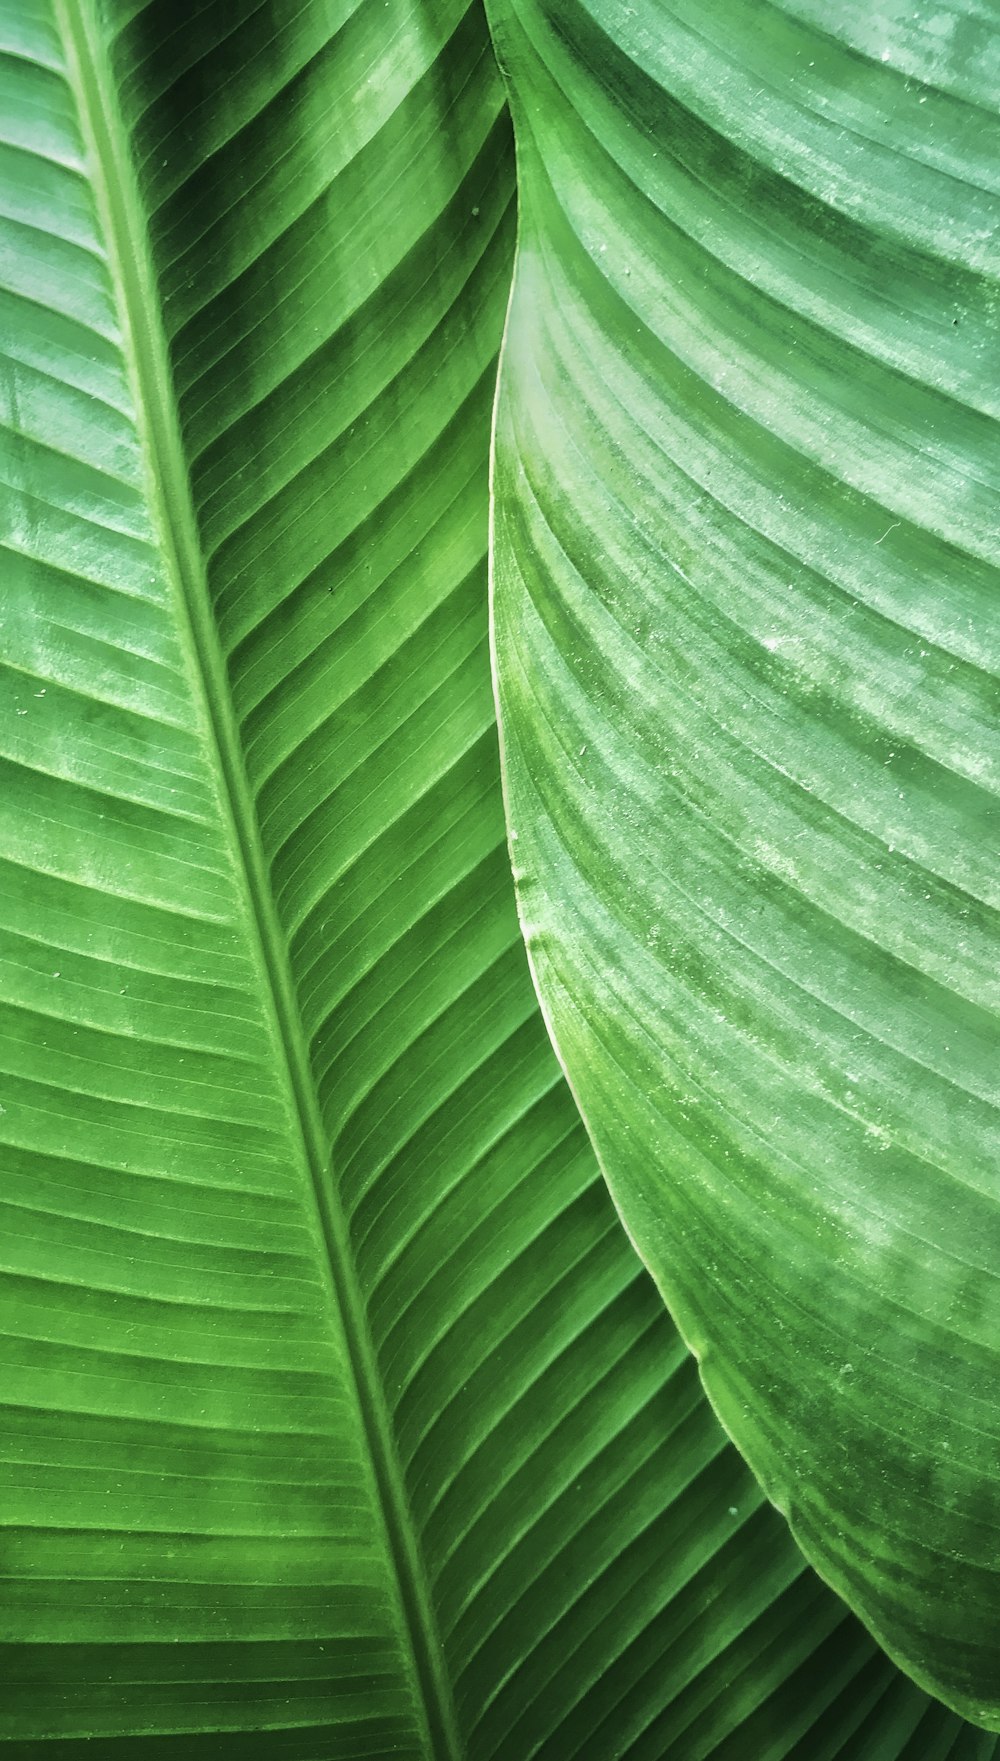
left=490, top=0, right=1000, bottom=1728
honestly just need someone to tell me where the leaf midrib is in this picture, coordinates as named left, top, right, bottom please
left=55, top=7, right=461, bottom=1756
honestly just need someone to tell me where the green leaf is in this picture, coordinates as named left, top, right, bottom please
left=1, top=0, right=995, bottom=1754
left=489, top=0, right=1000, bottom=1732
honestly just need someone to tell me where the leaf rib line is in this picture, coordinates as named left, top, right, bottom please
left=55, top=10, right=461, bottom=1759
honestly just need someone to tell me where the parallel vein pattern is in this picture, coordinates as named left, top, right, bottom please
left=489, top=0, right=1000, bottom=1730
left=0, top=2, right=430, bottom=1755
left=1, top=0, right=996, bottom=1754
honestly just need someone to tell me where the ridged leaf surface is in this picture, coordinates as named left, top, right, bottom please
left=1, top=0, right=997, bottom=1755
left=489, top=0, right=1000, bottom=1731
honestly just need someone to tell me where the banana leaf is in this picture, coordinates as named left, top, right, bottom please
left=489, top=0, right=1000, bottom=1730
left=0, top=0, right=995, bottom=1754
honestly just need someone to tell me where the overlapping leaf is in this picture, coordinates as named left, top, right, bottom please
left=0, top=0, right=996, bottom=1754
left=489, top=0, right=1000, bottom=1730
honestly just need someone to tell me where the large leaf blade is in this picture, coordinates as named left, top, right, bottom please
left=489, top=0, right=1000, bottom=1728
left=2, top=3, right=451, bottom=1751
left=2, top=0, right=998, bottom=1753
